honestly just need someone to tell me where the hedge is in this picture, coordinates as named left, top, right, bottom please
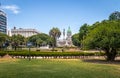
left=0, top=51, right=105, bottom=57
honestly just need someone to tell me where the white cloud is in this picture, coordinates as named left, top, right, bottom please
left=2, top=5, right=20, bottom=14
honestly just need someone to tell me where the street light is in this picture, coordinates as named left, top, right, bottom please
left=27, top=42, right=32, bottom=61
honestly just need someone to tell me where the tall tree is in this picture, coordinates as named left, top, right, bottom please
left=49, top=27, right=61, bottom=49
left=109, top=11, right=120, bottom=20
left=83, top=20, right=120, bottom=61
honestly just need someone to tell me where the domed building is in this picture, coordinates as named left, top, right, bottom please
left=57, top=27, right=73, bottom=47
left=66, top=26, right=72, bottom=46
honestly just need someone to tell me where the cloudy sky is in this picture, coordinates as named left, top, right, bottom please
left=1, top=0, right=120, bottom=35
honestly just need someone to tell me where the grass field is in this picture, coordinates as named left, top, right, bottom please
left=0, top=58, right=120, bottom=78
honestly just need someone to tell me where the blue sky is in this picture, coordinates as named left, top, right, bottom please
left=1, top=0, right=120, bottom=35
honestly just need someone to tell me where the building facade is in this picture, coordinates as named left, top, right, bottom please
left=57, top=27, right=73, bottom=47
left=0, top=10, right=7, bottom=34
left=11, top=27, right=40, bottom=37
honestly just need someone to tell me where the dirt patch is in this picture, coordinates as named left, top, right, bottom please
left=0, top=54, right=18, bottom=63
left=2, top=54, right=12, bottom=59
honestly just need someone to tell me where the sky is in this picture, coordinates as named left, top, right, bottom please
left=0, top=0, right=120, bottom=35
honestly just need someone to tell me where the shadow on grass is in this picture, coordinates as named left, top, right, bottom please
left=82, top=59, right=120, bottom=65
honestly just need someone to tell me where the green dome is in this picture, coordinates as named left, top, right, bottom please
left=67, top=26, right=72, bottom=37
left=67, top=27, right=72, bottom=33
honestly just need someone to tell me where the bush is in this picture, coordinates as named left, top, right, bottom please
left=0, top=52, right=6, bottom=56
left=0, top=51, right=105, bottom=57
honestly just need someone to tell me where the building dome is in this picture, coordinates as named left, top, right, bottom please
left=67, top=28, right=71, bottom=33
left=67, top=26, right=72, bottom=36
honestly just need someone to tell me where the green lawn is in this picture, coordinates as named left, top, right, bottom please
left=0, top=58, right=120, bottom=78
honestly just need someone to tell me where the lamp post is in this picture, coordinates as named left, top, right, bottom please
left=27, top=42, right=32, bottom=61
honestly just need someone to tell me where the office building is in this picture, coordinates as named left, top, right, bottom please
left=0, top=10, right=7, bottom=34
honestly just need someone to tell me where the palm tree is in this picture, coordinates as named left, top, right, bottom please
left=49, top=27, right=61, bottom=50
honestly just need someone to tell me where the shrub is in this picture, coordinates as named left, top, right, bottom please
left=0, top=51, right=105, bottom=57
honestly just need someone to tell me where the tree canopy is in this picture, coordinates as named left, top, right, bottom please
left=11, top=34, right=25, bottom=45
left=28, top=33, right=52, bottom=47
left=72, top=33, right=80, bottom=47
left=10, top=34, right=25, bottom=50
left=83, top=20, right=120, bottom=61
left=0, top=33, right=9, bottom=49
left=109, top=11, right=120, bottom=20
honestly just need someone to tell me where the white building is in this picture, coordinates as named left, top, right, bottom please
left=11, top=27, right=40, bottom=37
left=57, top=27, right=73, bottom=47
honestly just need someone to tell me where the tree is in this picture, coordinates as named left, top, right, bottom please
left=49, top=27, right=61, bottom=49
left=79, top=23, right=91, bottom=49
left=79, top=24, right=89, bottom=38
left=109, top=11, right=120, bottom=20
left=83, top=20, right=120, bottom=61
left=11, top=34, right=25, bottom=50
left=72, top=33, right=80, bottom=47
left=0, top=33, right=9, bottom=50
left=28, top=33, right=52, bottom=47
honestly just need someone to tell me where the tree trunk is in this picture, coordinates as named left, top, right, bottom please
left=52, top=42, right=55, bottom=51
left=54, top=37, right=57, bottom=47
left=15, top=46, right=17, bottom=51
left=105, top=48, right=117, bottom=61
left=52, top=37, right=55, bottom=51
